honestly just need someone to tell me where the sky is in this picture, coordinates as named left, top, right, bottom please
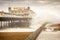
left=0, top=0, right=60, bottom=12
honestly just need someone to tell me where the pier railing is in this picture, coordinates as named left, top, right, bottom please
left=25, top=22, right=48, bottom=40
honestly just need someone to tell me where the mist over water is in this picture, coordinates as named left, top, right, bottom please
left=30, top=5, right=60, bottom=29
left=0, top=0, right=60, bottom=29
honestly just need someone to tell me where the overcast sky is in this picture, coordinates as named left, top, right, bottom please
left=0, top=0, right=60, bottom=12
left=0, top=0, right=60, bottom=10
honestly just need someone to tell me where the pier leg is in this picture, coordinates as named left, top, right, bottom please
left=1, top=21, right=2, bottom=28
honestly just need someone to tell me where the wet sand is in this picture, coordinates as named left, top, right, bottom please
left=0, top=32, right=32, bottom=40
